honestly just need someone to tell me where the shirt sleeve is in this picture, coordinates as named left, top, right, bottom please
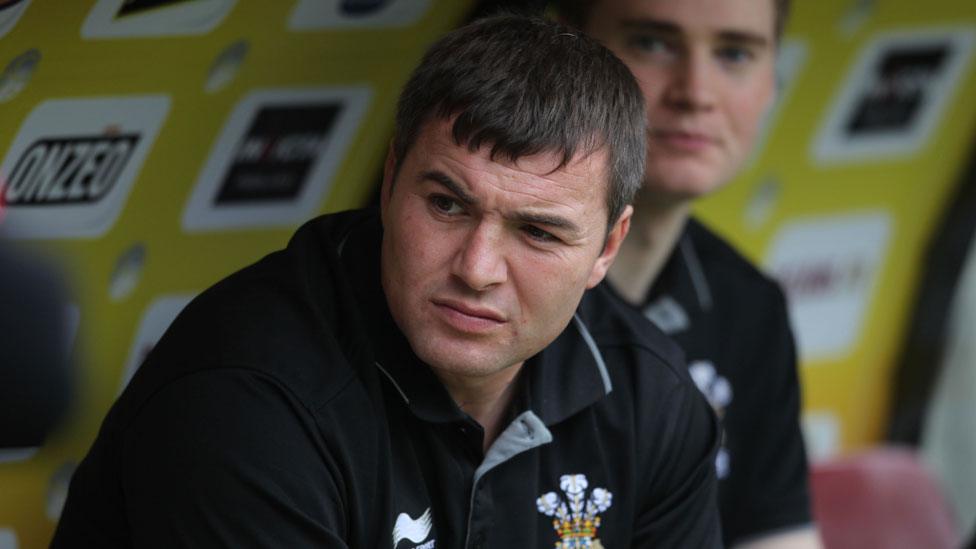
left=119, top=368, right=349, bottom=548
left=721, top=285, right=812, bottom=544
left=632, top=378, right=723, bottom=548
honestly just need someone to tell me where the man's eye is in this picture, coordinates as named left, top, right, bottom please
left=716, top=46, right=754, bottom=65
left=523, top=225, right=558, bottom=243
left=629, top=35, right=673, bottom=56
left=429, top=195, right=463, bottom=215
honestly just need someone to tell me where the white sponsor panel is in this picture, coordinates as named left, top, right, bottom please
left=0, top=95, right=170, bottom=239
left=82, top=0, right=236, bottom=39
left=764, top=211, right=892, bottom=362
left=812, top=27, right=976, bottom=164
left=119, top=295, right=194, bottom=391
left=0, top=0, right=31, bottom=39
left=288, top=0, right=430, bottom=30
left=802, top=411, right=841, bottom=463
left=0, top=528, right=16, bottom=549
left=182, top=86, right=371, bottom=232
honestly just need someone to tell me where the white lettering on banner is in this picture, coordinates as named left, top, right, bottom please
left=0, top=95, right=170, bottom=239
left=5, top=137, right=135, bottom=205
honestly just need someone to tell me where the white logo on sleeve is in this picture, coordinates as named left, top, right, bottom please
left=392, top=507, right=433, bottom=548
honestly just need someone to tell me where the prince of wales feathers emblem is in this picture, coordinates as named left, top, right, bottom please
left=536, top=473, right=613, bottom=548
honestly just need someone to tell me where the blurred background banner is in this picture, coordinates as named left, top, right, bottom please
left=0, top=0, right=974, bottom=547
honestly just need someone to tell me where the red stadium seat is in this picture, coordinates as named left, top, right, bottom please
left=811, top=446, right=960, bottom=549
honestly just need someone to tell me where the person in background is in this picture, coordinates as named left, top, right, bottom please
left=0, top=235, right=72, bottom=449
left=553, top=0, right=821, bottom=547
left=52, top=15, right=721, bottom=548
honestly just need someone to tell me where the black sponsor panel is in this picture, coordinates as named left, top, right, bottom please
left=846, top=45, right=949, bottom=134
left=4, top=134, right=139, bottom=206
left=341, top=0, right=389, bottom=16
left=117, top=0, right=195, bottom=17
left=214, top=104, right=339, bottom=205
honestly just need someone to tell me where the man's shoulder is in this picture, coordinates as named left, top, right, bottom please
left=579, top=283, right=688, bottom=388
left=687, top=216, right=787, bottom=306
left=122, top=209, right=380, bottom=416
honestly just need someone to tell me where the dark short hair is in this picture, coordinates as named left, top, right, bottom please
left=554, top=0, right=792, bottom=42
left=393, top=14, right=646, bottom=229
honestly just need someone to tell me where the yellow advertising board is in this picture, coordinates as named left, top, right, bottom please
left=0, top=1, right=471, bottom=546
left=695, top=0, right=976, bottom=458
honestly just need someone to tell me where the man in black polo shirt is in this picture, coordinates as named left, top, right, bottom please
left=53, top=15, right=721, bottom=548
left=553, top=0, right=819, bottom=547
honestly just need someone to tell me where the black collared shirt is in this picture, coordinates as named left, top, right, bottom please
left=53, top=209, right=721, bottom=548
left=612, top=217, right=813, bottom=545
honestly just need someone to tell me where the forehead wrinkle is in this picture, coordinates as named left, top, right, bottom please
left=444, top=149, right=597, bottom=209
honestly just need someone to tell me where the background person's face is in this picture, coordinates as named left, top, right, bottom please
left=585, top=0, right=777, bottom=205
left=380, top=119, right=629, bottom=381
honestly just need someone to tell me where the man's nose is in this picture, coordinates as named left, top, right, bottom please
left=451, top=221, right=508, bottom=292
left=662, top=48, right=716, bottom=112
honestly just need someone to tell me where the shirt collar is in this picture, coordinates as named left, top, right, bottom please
left=649, top=218, right=713, bottom=313
left=525, top=313, right=613, bottom=426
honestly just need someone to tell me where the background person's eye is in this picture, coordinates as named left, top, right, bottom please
left=716, top=45, right=754, bottom=65
left=628, top=34, right=674, bottom=57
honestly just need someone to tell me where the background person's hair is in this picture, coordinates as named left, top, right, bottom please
left=552, top=0, right=792, bottom=42
left=392, top=14, right=646, bottom=229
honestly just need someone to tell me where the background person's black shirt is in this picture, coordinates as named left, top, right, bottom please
left=610, top=216, right=813, bottom=546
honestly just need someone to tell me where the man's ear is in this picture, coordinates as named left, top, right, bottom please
left=380, top=142, right=396, bottom=226
left=586, top=204, right=632, bottom=289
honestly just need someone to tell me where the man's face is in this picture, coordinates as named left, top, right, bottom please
left=380, top=119, right=630, bottom=381
left=584, top=0, right=777, bottom=204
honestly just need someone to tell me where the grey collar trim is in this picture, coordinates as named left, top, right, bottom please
left=465, top=411, right=552, bottom=546
left=680, top=234, right=713, bottom=311
left=572, top=314, right=612, bottom=395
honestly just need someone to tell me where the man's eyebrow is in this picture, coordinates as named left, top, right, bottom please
left=620, top=18, right=682, bottom=38
left=419, top=170, right=478, bottom=205
left=620, top=18, right=770, bottom=49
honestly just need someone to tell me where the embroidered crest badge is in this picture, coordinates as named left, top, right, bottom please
left=536, top=473, right=612, bottom=548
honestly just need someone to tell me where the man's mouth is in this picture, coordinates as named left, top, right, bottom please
left=650, top=129, right=717, bottom=152
left=431, top=298, right=507, bottom=332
